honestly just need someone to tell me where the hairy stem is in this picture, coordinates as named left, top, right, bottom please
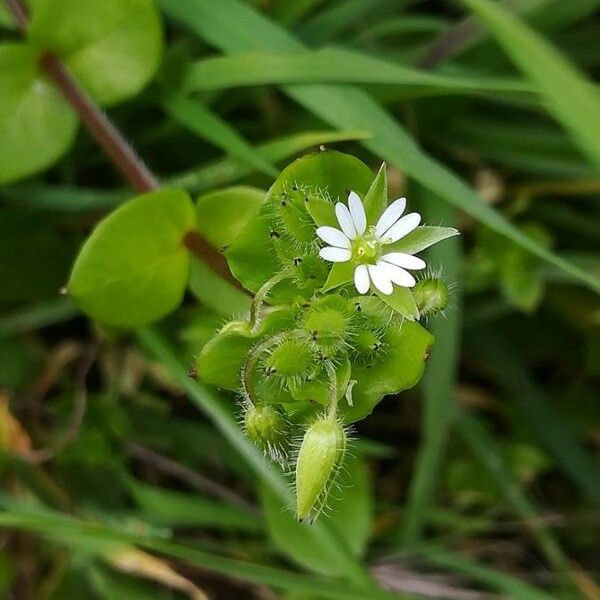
left=325, top=362, right=339, bottom=419
left=249, top=272, right=289, bottom=332
left=241, top=333, right=287, bottom=405
left=39, top=54, right=159, bottom=193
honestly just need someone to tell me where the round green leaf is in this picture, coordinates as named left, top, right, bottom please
left=28, top=0, right=163, bottom=106
left=68, top=189, right=195, bottom=328
left=196, top=186, right=265, bottom=248
left=0, top=43, right=78, bottom=184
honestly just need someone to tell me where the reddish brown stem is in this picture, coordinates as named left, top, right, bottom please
left=40, top=54, right=159, bottom=193
left=182, top=230, right=240, bottom=287
left=4, top=0, right=236, bottom=282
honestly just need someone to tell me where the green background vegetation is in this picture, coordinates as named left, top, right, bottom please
left=0, top=0, right=599, bottom=598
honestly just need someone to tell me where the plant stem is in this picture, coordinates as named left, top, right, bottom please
left=241, top=332, right=286, bottom=404
left=4, top=0, right=234, bottom=281
left=39, top=54, right=159, bottom=193
left=249, top=272, right=288, bottom=332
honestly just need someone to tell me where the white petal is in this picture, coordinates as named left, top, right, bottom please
left=377, top=261, right=416, bottom=288
left=354, top=264, right=370, bottom=294
left=382, top=213, right=421, bottom=243
left=319, top=247, right=351, bottom=262
left=335, top=202, right=357, bottom=239
left=316, top=226, right=350, bottom=249
left=368, top=263, right=393, bottom=295
left=375, top=197, right=406, bottom=237
left=347, top=191, right=366, bottom=235
left=381, top=252, right=426, bottom=270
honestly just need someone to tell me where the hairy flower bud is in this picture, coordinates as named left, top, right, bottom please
left=244, top=404, right=288, bottom=463
left=412, top=276, right=449, bottom=317
left=264, top=338, right=314, bottom=379
left=302, top=296, right=350, bottom=355
left=295, top=416, right=347, bottom=522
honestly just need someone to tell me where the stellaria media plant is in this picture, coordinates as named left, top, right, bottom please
left=194, top=151, right=459, bottom=522
left=67, top=149, right=458, bottom=523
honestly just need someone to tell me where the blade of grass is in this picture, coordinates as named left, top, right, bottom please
left=461, top=0, right=600, bottom=167
left=135, top=327, right=375, bottom=588
left=183, top=48, right=533, bottom=98
left=0, top=505, right=405, bottom=600
left=400, top=195, right=461, bottom=546
left=159, top=0, right=600, bottom=295
left=168, top=129, right=371, bottom=192
left=0, top=298, right=79, bottom=337
left=163, top=96, right=277, bottom=178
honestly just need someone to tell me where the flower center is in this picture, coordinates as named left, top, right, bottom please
left=351, top=228, right=382, bottom=265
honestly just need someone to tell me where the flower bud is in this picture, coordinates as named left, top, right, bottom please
left=302, top=296, right=350, bottom=354
left=264, top=338, right=313, bottom=379
left=412, top=277, right=449, bottom=317
left=295, top=416, right=347, bottom=522
left=244, top=404, right=288, bottom=463
left=353, top=329, right=383, bottom=361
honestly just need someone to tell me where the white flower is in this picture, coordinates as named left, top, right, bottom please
left=316, top=191, right=426, bottom=295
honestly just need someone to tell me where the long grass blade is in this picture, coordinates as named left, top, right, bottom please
left=461, top=0, right=600, bottom=167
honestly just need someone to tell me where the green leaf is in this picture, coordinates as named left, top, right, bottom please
left=461, top=0, right=600, bottom=167
left=196, top=323, right=253, bottom=390
left=183, top=48, right=533, bottom=98
left=385, top=226, right=460, bottom=255
left=68, top=189, right=195, bottom=328
left=0, top=43, right=78, bottom=184
left=196, top=186, right=265, bottom=248
left=362, top=163, right=387, bottom=225
left=28, top=0, right=163, bottom=106
left=259, top=455, right=372, bottom=576
left=343, top=321, right=434, bottom=422
left=126, top=477, right=261, bottom=531
left=375, top=287, right=419, bottom=320
left=0, top=501, right=391, bottom=599
left=226, top=151, right=373, bottom=293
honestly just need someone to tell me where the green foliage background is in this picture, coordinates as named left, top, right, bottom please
left=0, top=0, right=599, bottom=598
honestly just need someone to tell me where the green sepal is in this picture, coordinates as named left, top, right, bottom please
left=323, top=262, right=354, bottom=292
left=341, top=321, right=434, bottom=422
left=385, top=225, right=460, bottom=255
left=305, top=195, right=336, bottom=227
left=363, top=163, right=387, bottom=225
left=375, top=287, right=419, bottom=320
